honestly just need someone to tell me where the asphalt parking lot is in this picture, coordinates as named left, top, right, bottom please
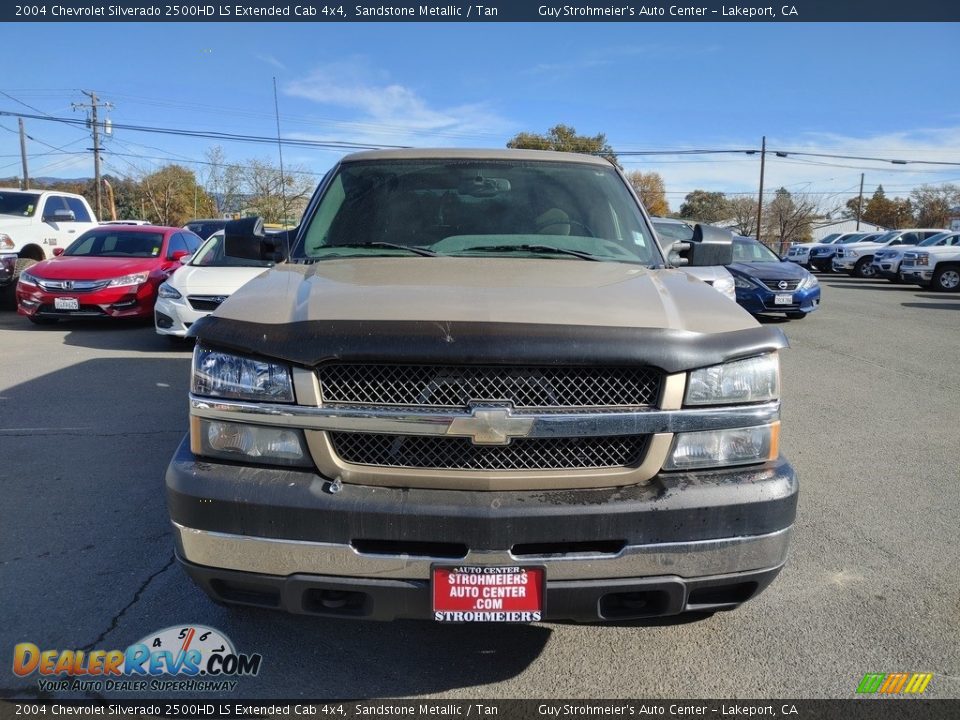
left=1, top=274, right=958, bottom=700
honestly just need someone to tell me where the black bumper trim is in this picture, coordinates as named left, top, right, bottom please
left=177, top=554, right=785, bottom=622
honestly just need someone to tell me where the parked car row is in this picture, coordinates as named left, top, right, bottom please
left=786, top=228, right=960, bottom=291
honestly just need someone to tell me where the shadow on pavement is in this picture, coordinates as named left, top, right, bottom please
left=1, top=353, right=552, bottom=699
left=901, top=301, right=960, bottom=311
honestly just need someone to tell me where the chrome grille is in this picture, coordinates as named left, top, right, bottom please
left=36, top=278, right=109, bottom=293
left=329, top=432, right=648, bottom=470
left=758, top=279, right=801, bottom=292
left=316, top=364, right=662, bottom=409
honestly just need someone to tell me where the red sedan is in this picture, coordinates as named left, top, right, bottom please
left=16, top=224, right=202, bottom=324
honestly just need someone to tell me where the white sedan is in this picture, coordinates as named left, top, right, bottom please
left=154, top=230, right=273, bottom=338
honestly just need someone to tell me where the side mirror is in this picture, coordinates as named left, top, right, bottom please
left=681, top=224, right=734, bottom=266
left=179, top=254, right=193, bottom=265
left=223, top=217, right=284, bottom=262
left=44, top=208, right=76, bottom=223
left=53, top=247, right=65, bottom=256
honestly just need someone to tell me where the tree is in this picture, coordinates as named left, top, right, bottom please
left=727, top=196, right=759, bottom=237
left=205, top=145, right=245, bottom=217
left=910, top=184, right=960, bottom=228
left=764, top=187, right=819, bottom=252
left=507, top=124, right=618, bottom=166
left=139, top=165, right=214, bottom=226
left=678, top=190, right=729, bottom=223
left=859, top=185, right=913, bottom=228
left=242, top=159, right=315, bottom=225
left=625, top=171, right=669, bottom=216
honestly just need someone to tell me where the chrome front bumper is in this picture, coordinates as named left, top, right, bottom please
left=173, top=521, right=793, bottom=582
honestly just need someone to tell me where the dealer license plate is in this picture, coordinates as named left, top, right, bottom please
left=774, top=294, right=793, bottom=305
left=432, top=566, right=544, bottom=622
left=54, top=297, right=79, bottom=311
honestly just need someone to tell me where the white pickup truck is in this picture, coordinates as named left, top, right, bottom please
left=901, top=242, right=960, bottom=291
left=0, top=188, right=99, bottom=286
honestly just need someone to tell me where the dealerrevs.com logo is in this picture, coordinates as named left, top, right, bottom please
left=12, top=625, right=262, bottom=693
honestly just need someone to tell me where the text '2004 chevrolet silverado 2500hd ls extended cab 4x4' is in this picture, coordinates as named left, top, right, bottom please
left=166, top=149, right=798, bottom=623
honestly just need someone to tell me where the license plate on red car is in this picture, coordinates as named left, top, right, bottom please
left=432, top=566, right=544, bottom=622
left=54, top=297, right=79, bottom=310
left=774, top=294, right=793, bottom=305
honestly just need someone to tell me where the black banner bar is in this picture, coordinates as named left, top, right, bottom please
left=2, top=700, right=960, bottom=720
left=2, top=1, right=959, bottom=23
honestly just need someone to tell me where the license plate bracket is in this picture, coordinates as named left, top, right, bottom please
left=774, top=293, right=793, bottom=305
left=432, top=565, right=545, bottom=622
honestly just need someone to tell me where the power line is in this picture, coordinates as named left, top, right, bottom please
left=0, top=109, right=409, bottom=152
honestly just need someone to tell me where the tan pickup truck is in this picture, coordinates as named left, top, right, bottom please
left=166, top=149, right=797, bottom=622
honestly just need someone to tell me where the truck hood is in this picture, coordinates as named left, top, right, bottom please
left=214, top=257, right=752, bottom=332
left=192, top=258, right=788, bottom=373
left=841, top=242, right=889, bottom=252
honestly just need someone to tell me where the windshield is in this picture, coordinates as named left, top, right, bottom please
left=191, top=231, right=274, bottom=268
left=295, top=159, right=661, bottom=266
left=652, top=220, right=694, bottom=242
left=837, top=234, right=867, bottom=244
left=819, top=233, right=841, bottom=244
left=919, top=232, right=958, bottom=247
left=864, top=234, right=886, bottom=243
left=0, top=191, right=40, bottom=217
left=732, top=237, right=781, bottom=263
left=185, top=221, right=228, bottom=239
left=64, top=229, right=165, bottom=258
left=868, top=231, right=898, bottom=244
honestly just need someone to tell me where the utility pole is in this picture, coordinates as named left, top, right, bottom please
left=72, top=91, right=112, bottom=220
left=856, top=172, right=864, bottom=230
left=755, top=136, right=766, bottom=242
left=18, top=118, right=29, bottom=189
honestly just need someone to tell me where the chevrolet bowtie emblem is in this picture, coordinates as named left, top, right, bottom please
left=446, top=408, right=535, bottom=445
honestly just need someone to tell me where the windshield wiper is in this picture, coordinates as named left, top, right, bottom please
left=456, top=244, right=603, bottom=262
left=317, top=242, right=437, bottom=257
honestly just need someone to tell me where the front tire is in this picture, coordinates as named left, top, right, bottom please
left=854, top=258, right=877, bottom=279
left=932, top=265, right=960, bottom=292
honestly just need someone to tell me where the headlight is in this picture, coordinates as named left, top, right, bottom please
left=712, top=276, right=736, bottom=301
left=107, top=271, right=149, bottom=287
left=733, top=275, right=755, bottom=289
left=685, top=353, right=780, bottom=406
left=800, top=273, right=819, bottom=289
left=192, top=418, right=310, bottom=467
left=18, top=270, right=38, bottom=286
left=916, top=254, right=929, bottom=266
left=664, top=423, right=779, bottom=470
left=192, top=345, right=294, bottom=402
left=158, top=282, right=182, bottom=299
left=0, top=234, right=13, bottom=250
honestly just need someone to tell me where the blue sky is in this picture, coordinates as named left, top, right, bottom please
left=1, top=22, right=958, bottom=213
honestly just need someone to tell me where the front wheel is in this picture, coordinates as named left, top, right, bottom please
left=932, top=265, right=960, bottom=292
left=853, top=258, right=877, bottom=278
left=786, top=312, right=808, bottom=320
